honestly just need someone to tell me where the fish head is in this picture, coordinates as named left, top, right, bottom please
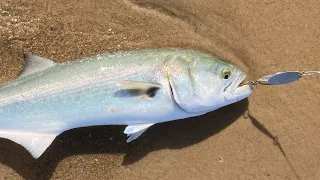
left=168, top=53, right=253, bottom=113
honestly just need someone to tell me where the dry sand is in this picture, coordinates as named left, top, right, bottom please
left=0, top=0, right=320, bottom=179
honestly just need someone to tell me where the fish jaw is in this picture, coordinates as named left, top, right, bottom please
left=230, top=84, right=253, bottom=103
left=223, top=73, right=253, bottom=103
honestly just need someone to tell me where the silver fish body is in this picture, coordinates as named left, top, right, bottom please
left=0, top=48, right=253, bottom=158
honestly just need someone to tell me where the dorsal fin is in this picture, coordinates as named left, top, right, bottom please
left=18, top=53, right=56, bottom=78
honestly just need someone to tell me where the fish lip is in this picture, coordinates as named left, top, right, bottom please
left=223, top=73, right=250, bottom=100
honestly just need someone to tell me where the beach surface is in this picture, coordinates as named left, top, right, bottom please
left=0, top=0, right=319, bottom=179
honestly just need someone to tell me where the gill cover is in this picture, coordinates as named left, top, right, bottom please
left=167, top=56, right=214, bottom=113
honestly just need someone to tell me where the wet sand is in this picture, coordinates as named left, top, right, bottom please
left=0, top=0, right=320, bottom=179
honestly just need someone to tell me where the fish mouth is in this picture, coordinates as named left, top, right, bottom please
left=223, top=73, right=253, bottom=102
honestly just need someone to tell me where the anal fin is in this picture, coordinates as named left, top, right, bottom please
left=124, top=123, right=154, bottom=142
left=0, top=130, right=57, bottom=158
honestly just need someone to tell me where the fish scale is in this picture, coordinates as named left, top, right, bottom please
left=0, top=48, right=253, bottom=158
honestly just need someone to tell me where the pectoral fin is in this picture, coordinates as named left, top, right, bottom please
left=115, top=80, right=161, bottom=98
left=0, top=130, right=57, bottom=158
left=124, top=123, right=154, bottom=142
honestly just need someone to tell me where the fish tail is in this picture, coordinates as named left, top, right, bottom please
left=0, top=130, right=57, bottom=158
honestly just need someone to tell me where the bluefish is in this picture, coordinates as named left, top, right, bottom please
left=0, top=48, right=253, bottom=158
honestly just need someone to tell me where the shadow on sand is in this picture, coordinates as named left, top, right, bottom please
left=245, top=112, right=301, bottom=180
left=0, top=99, right=248, bottom=180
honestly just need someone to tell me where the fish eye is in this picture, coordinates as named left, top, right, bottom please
left=221, top=68, right=231, bottom=80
